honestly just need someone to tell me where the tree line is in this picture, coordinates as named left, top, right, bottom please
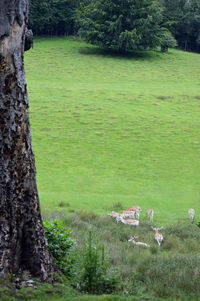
left=29, top=0, right=200, bottom=52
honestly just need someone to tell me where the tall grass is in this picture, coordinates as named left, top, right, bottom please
left=54, top=211, right=200, bottom=299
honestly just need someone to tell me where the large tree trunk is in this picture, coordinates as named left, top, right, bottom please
left=161, top=46, right=168, bottom=52
left=0, top=0, right=56, bottom=281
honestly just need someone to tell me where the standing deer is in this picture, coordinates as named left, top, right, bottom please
left=146, top=208, right=154, bottom=223
left=126, top=206, right=141, bottom=219
left=188, top=208, right=195, bottom=223
left=128, top=236, right=150, bottom=248
left=117, top=215, right=139, bottom=226
left=152, top=227, right=163, bottom=247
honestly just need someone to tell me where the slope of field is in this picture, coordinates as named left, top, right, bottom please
left=25, top=37, right=200, bottom=225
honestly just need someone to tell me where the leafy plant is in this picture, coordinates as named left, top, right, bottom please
left=43, top=219, right=75, bottom=275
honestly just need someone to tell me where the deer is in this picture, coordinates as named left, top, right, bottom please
left=126, top=206, right=141, bottom=219
left=151, top=226, right=163, bottom=247
left=146, top=208, right=154, bottom=223
left=107, top=211, right=120, bottom=219
left=121, top=210, right=136, bottom=218
left=117, top=215, right=139, bottom=226
left=188, top=208, right=195, bottom=223
left=128, top=236, right=150, bottom=248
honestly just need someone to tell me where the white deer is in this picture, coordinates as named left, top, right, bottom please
left=146, top=208, right=154, bottom=223
left=188, top=208, right=195, bottom=223
left=152, top=226, right=163, bottom=247
left=128, top=236, right=150, bottom=248
left=117, top=215, right=139, bottom=226
left=126, top=206, right=141, bottom=219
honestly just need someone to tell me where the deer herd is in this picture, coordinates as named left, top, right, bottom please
left=108, top=207, right=195, bottom=248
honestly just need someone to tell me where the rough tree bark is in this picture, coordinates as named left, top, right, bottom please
left=0, top=0, right=56, bottom=280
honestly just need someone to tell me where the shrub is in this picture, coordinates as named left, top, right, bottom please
left=43, top=219, right=75, bottom=276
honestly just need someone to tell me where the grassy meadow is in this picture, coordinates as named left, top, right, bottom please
left=25, top=37, right=200, bottom=226
left=3, top=37, right=200, bottom=301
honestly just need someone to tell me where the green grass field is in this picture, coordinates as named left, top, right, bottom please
left=25, top=37, right=200, bottom=225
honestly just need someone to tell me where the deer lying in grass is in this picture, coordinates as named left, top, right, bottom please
left=117, top=215, right=139, bottom=226
left=152, top=226, right=163, bottom=247
left=107, top=211, right=120, bottom=219
left=126, top=206, right=141, bottom=219
left=128, top=236, right=150, bottom=247
left=146, top=208, right=154, bottom=223
left=121, top=210, right=135, bottom=218
left=188, top=208, right=195, bottom=223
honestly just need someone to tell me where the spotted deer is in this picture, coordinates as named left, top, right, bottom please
left=188, top=208, right=195, bottom=223
left=146, top=208, right=154, bottom=223
left=128, top=236, right=150, bottom=247
left=107, top=211, right=120, bottom=219
left=117, top=215, right=139, bottom=226
left=126, top=206, right=141, bottom=219
left=152, top=226, right=163, bottom=247
left=121, top=210, right=135, bottom=218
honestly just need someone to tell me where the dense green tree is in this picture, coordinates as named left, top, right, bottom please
left=183, top=0, right=200, bottom=51
left=29, top=0, right=51, bottom=35
left=29, top=0, right=79, bottom=35
left=160, top=0, right=200, bottom=52
left=28, top=0, right=200, bottom=53
left=77, top=0, right=164, bottom=51
left=159, top=28, right=177, bottom=52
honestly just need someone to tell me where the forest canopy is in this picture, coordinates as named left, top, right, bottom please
left=28, top=0, right=200, bottom=52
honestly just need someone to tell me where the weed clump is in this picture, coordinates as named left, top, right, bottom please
left=58, top=201, right=70, bottom=208
left=112, top=202, right=123, bottom=211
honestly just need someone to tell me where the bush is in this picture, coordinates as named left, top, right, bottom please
left=43, top=219, right=75, bottom=276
